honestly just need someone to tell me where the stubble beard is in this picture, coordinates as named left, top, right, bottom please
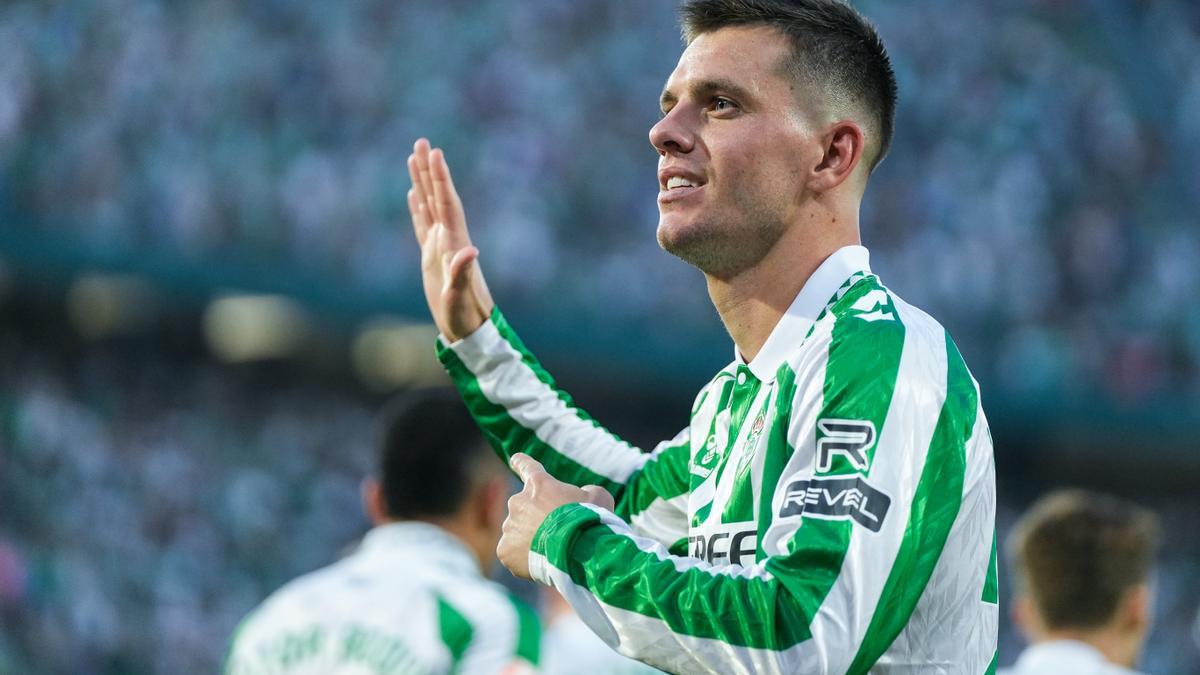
left=657, top=204, right=787, bottom=280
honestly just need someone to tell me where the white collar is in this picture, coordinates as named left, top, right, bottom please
left=737, top=245, right=871, bottom=382
left=1013, top=640, right=1144, bottom=675
left=358, top=521, right=482, bottom=576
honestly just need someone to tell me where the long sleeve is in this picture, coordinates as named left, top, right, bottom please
left=436, top=308, right=692, bottom=546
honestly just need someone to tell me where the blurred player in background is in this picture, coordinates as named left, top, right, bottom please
left=225, top=390, right=540, bottom=674
left=408, top=0, right=996, bottom=672
left=1002, top=489, right=1160, bottom=675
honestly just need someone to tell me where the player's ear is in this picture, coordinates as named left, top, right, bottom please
left=1011, top=595, right=1045, bottom=642
left=476, top=475, right=511, bottom=534
left=808, top=120, right=866, bottom=193
left=362, top=478, right=389, bottom=526
left=1119, top=583, right=1151, bottom=633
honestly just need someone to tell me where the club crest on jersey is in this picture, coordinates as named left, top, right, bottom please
left=734, top=411, right=767, bottom=474
left=777, top=475, right=891, bottom=532
left=748, top=411, right=765, bottom=442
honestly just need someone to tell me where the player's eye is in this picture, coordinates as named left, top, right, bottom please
left=710, top=98, right=738, bottom=114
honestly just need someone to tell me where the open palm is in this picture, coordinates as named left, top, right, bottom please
left=407, top=138, right=494, bottom=342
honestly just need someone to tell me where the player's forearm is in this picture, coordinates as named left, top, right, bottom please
left=528, top=504, right=825, bottom=675
left=436, top=307, right=648, bottom=497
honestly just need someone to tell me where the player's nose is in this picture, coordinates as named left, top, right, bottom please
left=650, top=107, right=695, bottom=156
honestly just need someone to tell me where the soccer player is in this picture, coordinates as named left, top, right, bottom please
left=225, top=391, right=541, bottom=674
left=1002, top=490, right=1159, bottom=675
left=408, top=0, right=997, bottom=672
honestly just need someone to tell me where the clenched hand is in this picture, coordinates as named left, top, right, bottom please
left=497, top=453, right=615, bottom=580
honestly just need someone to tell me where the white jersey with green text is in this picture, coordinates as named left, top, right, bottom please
left=226, top=522, right=541, bottom=675
left=437, top=246, right=998, bottom=675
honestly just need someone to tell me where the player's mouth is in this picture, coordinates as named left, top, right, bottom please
left=658, top=171, right=706, bottom=204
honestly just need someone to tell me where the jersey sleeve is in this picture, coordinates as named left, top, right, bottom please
left=437, top=308, right=691, bottom=546
left=523, top=298, right=984, bottom=675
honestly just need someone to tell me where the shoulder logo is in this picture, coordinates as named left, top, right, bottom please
left=777, top=476, right=891, bottom=532
left=692, top=434, right=722, bottom=478
left=816, top=419, right=876, bottom=473
left=849, top=289, right=896, bottom=322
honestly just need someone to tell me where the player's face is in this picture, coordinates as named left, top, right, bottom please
left=651, top=26, right=821, bottom=278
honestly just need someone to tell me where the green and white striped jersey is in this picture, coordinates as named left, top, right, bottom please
left=438, top=246, right=998, bottom=675
left=225, top=522, right=541, bottom=675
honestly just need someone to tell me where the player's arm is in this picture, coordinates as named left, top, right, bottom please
left=409, top=140, right=690, bottom=532
left=512, top=311, right=985, bottom=674
left=435, top=304, right=692, bottom=528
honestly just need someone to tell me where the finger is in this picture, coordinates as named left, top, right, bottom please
left=407, top=186, right=430, bottom=241
left=413, top=138, right=440, bottom=226
left=581, top=485, right=616, bottom=511
left=445, top=246, right=479, bottom=293
left=429, top=148, right=466, bottom=235
left=510, top=453, right=547, bottom=484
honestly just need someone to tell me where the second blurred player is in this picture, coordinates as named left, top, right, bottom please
left=226, top=391, right=540, bottom=674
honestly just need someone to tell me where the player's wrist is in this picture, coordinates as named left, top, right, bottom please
left=530, top=503, right=601, bottom=571
left=443, top=307, right=491, bottom=343
left=437, top=306, right=497, bottom=347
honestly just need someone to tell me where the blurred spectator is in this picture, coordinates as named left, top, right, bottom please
left=226, top=391, right=539, bottom=674
left=1002, top=490, right=1159, bottom=675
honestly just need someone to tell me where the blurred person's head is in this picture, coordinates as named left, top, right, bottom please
left=361, top=389, right=509, bottom=570
left=1007, top=489, right=1160, bottom=669
left=652, top=0, right=896, bottom=277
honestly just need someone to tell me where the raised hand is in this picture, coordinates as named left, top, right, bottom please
left=407, top=138, right=494, bottom=342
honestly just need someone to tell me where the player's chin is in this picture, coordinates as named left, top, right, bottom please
left=655, top=216, right=694, bottom=254
left=657, top=219, right=713, bottom=264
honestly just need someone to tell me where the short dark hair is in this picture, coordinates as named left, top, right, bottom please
left=1008, top=489, right=1159, bottom=631
left=376, top=389, right=493, bottom=519
left=679, top=0, right=898, bottom=172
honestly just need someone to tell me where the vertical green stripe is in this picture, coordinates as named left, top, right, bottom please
left=690, top=376, right=736, bottom=527
left=620, top=442, right=692, bottom=520
left=982, top=528, right=999, bottom=603
left=438, top=596, right=474, bottom=670
left=816, top=279, right=904, bottom=477
left=770, top=278, right=906, bottom=630
left=846, top=331, right=976, bottom=674
left=755, top=363, right=797, bottom=561
left=984, top=650, right=998, bottom=675
left=508, top=595, right=541, bottom=665
left=719, top=368, right=764, bottom=523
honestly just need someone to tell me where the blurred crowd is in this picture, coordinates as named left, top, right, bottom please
left=2, top=0, right=1200, bottom=672
left=0, top=325, right=377, bottom=672
left=1, top=0, right=1198, bottom=405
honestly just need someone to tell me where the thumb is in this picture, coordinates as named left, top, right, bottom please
left=510, top=453, right=547, bottom=484
left=581, top=485, right=615, bottom=511
left=445, top=246, right=479, bottom=293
